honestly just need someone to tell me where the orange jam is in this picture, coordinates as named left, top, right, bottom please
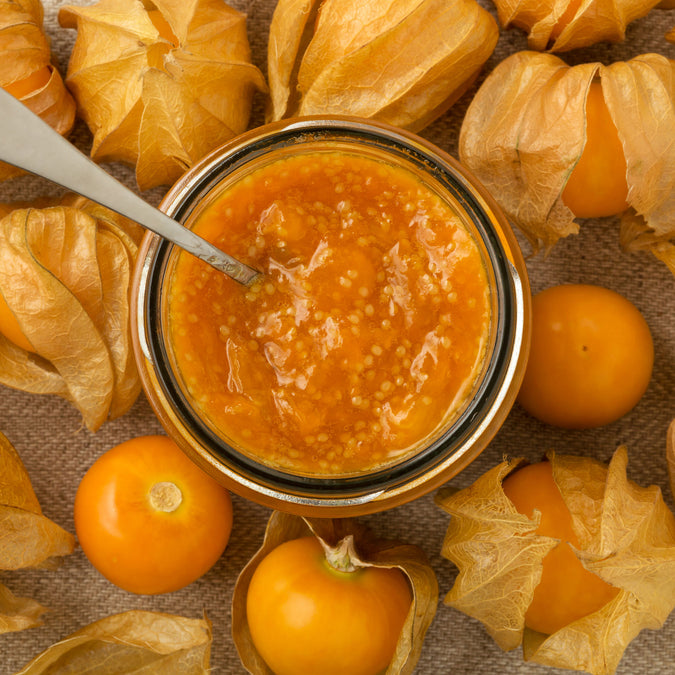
left=168, top=151, right=491, bottom=475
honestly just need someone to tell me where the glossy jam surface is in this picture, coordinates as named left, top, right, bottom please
left=168, top=151, right=491, bottom=475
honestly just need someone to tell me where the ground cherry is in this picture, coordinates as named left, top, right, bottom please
left=75, top=435, right=232, bottom=594
left=0, top=292, right=36, bottom=353
left=517, top=284, right=653, bottom=428
left=561, top=81, right=629, bottom=218
left=502, top=461, right=619, bottom=634
left=246, top=536, right=412, bottom=675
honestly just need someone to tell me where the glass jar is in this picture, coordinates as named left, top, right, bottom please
left=131, top=116, right=531, bottom=517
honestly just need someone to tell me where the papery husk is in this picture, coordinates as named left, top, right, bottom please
left=0, top=196, right=143, bottom=430
left=0, top=584, right=48, bottom=634
left=0, top=0, right=76, bottom=181
left=436, top=447, right=675, bottom=675
left=667, top=419, right=675, bottom=499
left=15, top=610, right=212, bottom=674
left=232, top=510, right=438, bottom=675
left=0, top=430, right=74, bottom=634
left=58, top=0, right=267, bottom=191
left=266, top=0, right=498, bottom=132
left=0, top=429, right=75, bottom=570
left=459, top=51, right=675, bottom=264
left=619, top=210, right=675, bottom=275
left=667, top=24, right=675, bottom=41
left=491, top=0, right=661, bottom=52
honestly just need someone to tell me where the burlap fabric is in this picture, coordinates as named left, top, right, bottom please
left=1, top=1, right=674, bottom=673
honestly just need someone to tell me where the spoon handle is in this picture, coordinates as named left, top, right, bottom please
left=0, top=88, right=259, bottom=285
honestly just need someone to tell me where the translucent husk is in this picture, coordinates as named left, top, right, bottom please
left=436, top=447, right=675, bottom=675
left=232, top=511, right=438, bottom=675
left=0, top=585, right=48, bottom=634
left=266, top=0, right=498, bottom=132
left=15, top=610, right=212, bottom=673
left=619, top=210, right=675, bottom=276
left=491, top=0, right=662, bottom=51
left=0, top=0, right=76, bottom=181
left=666, top=419, right=675, bottom=499
left=459, top=51, right=675, bottom=273
left=0, top=195, right=143, bottom=430
left=58, top=0, right=267, bottom=191
left=0, top=430, right=75, bottom=634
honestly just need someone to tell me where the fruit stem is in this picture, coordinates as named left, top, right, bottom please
left=320, top=535, right=361, bottom=573
left=149, top=481, right=183, bottom=513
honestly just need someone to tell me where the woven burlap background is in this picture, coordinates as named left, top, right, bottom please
left=1, top=1, right=674, bottom=673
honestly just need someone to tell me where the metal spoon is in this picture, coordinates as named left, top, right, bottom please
left=0, top=88, right=260, bottom=286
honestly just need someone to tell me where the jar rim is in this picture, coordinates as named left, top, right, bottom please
left=132, top=116, right=530, bottom=514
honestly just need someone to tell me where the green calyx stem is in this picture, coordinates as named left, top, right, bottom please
left=319, top=534, right=362, bottom=574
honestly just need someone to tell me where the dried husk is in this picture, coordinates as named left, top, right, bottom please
left=0, top=584, right=48, bottom=634
left=0, top=0, right=76, bottom=181
left=232, top=510, right=438, bottom=675
left=619, top=210, right=675, bottom=275
left=436, top=447, right=675, bottom=675
left=459, top=51, right=675, bottom=268
left=266, top=0, right=498, bottom=132
left=667, top=24, right=675, bottom=42
left=58, top=0, right=267, bottom=191
left=491, top=0, right=661, bottom=52
left=0, top=195, right=143, bottom=430
left=0, top=430, right=74, bottom=633
left=667, top=419, right=675, bottom=499
left=15, top=610, right=212, bottom=673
